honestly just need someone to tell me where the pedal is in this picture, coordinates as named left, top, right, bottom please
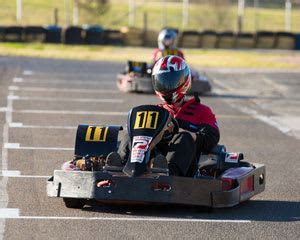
left=104, top=152, right=123, bottom=172
left=152, top=154, right=169, bottom=174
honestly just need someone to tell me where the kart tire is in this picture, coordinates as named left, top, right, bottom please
left=63, top=198, right=85, bottom=209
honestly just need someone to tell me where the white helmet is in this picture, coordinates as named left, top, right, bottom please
left=157, top=29, right=177, bottom=50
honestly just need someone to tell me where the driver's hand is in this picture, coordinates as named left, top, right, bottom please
left=166, top=120, right=176, bottom=134
left=179, top=128, right=197, bottom=141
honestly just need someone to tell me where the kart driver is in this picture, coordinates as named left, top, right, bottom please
left=118, top=55, right=220, bottom=177
left=152, top=29, right=184, bottom=63
left=152, top=29, right=199, bottom=84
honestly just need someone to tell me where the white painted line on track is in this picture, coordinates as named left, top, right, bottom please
left=23, top=70, right=33, bottom=75
left=1, top=87, right=13, bottom=240
left=9, top=122, right=77, bottom=130
left=210, top=68, right=300, bottom=74
left=10, top=109, right=251, bottom=119
left=12, top=109, right=128, bottom=116
left=0, top=172, right=49, bottom=178
left=7, top=95, right=124, bottom=103
left=8, top=86, right=19, bottom=91
left=14, top=78, right=116, bottom=86
left=1, top=170, right=21, bottom=177
left=12, top=77, right=23, bottom=83
left=7, top=95, right=19, bottom=100
left=4, top=143, right=73, bottom=151
left=233, top=105, right=292, bottom=135
left=0, top=209, right=20, bottom=218
left=9, top=86, right=118, bottom=93
left=4, top=107, right=250, bottom=120
left=4, top=143, right=20, bottom=149
left=213, top=78, right=235, bottom=92
left=213, top=77, right=298, bottom=139
left=8, top=122, right=23, bottom=127
left=0, top=209, right=251, bottom=223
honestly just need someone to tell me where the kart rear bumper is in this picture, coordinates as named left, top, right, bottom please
left=47, top=163, right=265, bottom=208
left=117, top=74, right=154, bottom=93
left=191, top=72, right=212, bottom=94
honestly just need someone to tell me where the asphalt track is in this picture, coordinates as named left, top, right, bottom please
left=0, top=56, right=299, bottom=240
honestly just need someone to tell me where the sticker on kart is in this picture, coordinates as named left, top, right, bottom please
left=225, top=152, right=240, bottom=163
left=130, top=136, right=152, bottom=163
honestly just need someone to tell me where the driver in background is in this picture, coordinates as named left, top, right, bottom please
left=118, top=55, right=219, bottom=176
left=152, top=29, right=184, bottom=63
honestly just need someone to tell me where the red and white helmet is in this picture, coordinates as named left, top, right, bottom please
left=152, top=55, right=191, bottom=104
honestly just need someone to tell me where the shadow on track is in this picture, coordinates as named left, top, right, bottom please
left=82, top=200, right=299, bottom=222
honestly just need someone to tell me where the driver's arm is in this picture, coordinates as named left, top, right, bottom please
left=195, top=124, right=220, bottom=153
left=193, top=105, right=220, bottom=153
left=179, top=124, right=219, bottom=153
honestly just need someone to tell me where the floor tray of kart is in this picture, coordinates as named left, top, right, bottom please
left=47, top=105, right=265, bottom=209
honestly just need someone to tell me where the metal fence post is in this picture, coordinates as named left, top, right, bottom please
left=129, top=0, right=136, bottom=27
left=182, top=0, right=189, bottom=28
left=254, top=0, right=260, bottom=32
left=285, top=0, right=292, bottom=32
left=73, top=0, right=79, bottom=25
left=16, top=0, right=22, bottom=24
left=237, top=0, right=245, bottom=33
left=64, top=0, right=70, bottom=26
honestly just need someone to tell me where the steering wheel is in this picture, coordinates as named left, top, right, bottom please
left=170, top=116, right=179, bottom=134
left=160, top=115, right=179, bottom=143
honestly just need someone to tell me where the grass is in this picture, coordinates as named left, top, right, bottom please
left=0, top=1, right=300, bottom=32
left=1, top=42, right=299, bottom=69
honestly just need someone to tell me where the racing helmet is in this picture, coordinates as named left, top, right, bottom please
left=152, top=55, right=191, bottom=104
left=158, top=29, right=177, bottom=49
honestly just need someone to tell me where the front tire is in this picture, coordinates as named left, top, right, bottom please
left=63, top=198, right=85, bottom=209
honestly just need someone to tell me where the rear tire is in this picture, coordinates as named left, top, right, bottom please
left=63, top=198, right=85, bottom=209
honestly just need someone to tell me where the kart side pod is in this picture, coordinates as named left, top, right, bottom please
left=74, top=124, right=123, bottom=157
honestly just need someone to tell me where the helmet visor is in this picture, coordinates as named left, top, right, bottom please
left=163, top=38, right=173, bottom=47
left=152, top=70, right=185, bottom=94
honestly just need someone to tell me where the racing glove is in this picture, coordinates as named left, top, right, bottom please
left=195, top=124, right=220, bottom=153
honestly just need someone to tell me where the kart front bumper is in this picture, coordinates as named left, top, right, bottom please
left=47, top=163, right=265, bottom=208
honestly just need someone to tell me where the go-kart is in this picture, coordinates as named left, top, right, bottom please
left=117, top=61, right=153, bottom=93
left=47, top=105, right=265, bottom=209
left=117, top=61, right=212, bottom=94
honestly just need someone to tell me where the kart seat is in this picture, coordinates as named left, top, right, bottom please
left=126, top=61, right=148, bottom=75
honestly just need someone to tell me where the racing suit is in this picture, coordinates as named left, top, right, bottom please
left=118, top=96, right=220, bottom=177
left=152, top=47, right=185, bottom=63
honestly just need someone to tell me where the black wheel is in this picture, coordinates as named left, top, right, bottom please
left=63, top=198, right=85, bottom=209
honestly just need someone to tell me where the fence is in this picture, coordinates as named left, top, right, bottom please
left=0, top=0, right=300, bottom=33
